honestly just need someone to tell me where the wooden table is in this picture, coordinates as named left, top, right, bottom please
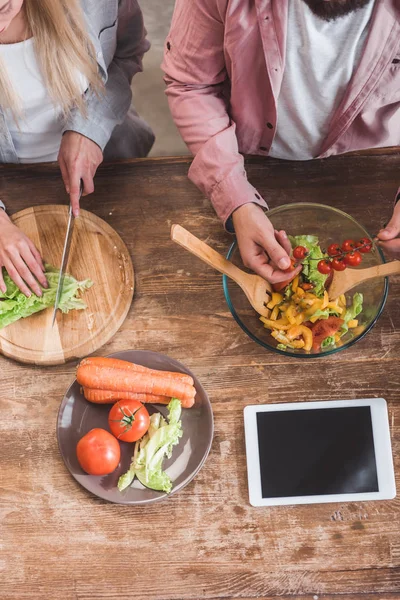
left=1, top=151, right=400, bottom=600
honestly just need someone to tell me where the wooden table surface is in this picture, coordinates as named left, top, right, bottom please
left=1, top=151, right=400, bottom=600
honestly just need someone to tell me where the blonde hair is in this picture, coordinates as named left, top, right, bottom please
left=0, top=0, right=102, bottom=119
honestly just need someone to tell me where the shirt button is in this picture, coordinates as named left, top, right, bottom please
left=97, top=51, right=103, bottom=59
left=267, top=122, right=274, bottom=129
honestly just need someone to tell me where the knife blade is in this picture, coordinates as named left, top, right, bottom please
left=51, top=183, right=83, bottom=327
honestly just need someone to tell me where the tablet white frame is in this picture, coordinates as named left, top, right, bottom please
left=244, top=398, right=396, bottom=507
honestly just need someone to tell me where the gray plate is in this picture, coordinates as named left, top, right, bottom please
left=57, top=350, right=214, bottom=504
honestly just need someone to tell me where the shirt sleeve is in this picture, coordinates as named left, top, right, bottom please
left=63, top=0, right=150, bottom=151
left=162, top=0, right=267, bottom=227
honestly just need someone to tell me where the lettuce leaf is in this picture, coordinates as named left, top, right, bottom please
left=321, top=335, right=335, bottom=349
left=0, top=264, right=93, bottom=329
left=118, top=399, right=183, bottom=494
left=289, top=234, right=328, bottom=297
left=341, top=292, right=363, bottom=334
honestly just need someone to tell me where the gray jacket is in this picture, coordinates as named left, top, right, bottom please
left=0, top=0, right=154, bottom=163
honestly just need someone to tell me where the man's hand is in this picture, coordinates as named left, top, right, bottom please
left=377, top=202, right=400, bottom=257
left=0, top=210, right=47, bottom=297
left=58, top=132, right=103, bottom=217
left=232, top=203, right=301, bottom=283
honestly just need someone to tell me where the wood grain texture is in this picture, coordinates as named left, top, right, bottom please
left=0, top=205, right=134, bottom=365
left=0, top=153, right=400, bottom=600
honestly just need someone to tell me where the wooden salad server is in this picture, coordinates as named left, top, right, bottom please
left=171, top=224, right=272, bottom=318
left=328, top=260, right=400, bottom=300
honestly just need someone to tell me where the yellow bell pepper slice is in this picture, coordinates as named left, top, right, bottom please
left=286, top=324, right=313, bottom=352
left=348, top=319, right=358, bottom=328
left=260, top=317, right=291, bottom=330
left=271, top=330, right=305, bottom=349
left=295, top=287, right=305, bottom=298
left=292, top=275, right=299, bottom=293
left=267, top=292, right=284, bottom=310
left=321, top=291, right=329, bottom=310
left=286, top=305, right=298, bottom=325
left=339, top=294, right=347, bottom=307
left=326, top=302, right=343, bottom=314
left=270, top=305, right=280, bottom=321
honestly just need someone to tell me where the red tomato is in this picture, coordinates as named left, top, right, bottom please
left=344, top=250, right=362, bottom=267
left=272, top=259, right=299, bottom=292
left=327, top=244, right=342, bottom=257
left=312, top=316, right=344, bottom=351
left=317, top=259, right=332, bottom=275
left=356, top=238, right=372, bottom=253
left=331, top=257, right=347, bottom=271
left=342, top=239, right=356, bottom=252
left=77, top=428, right=120, bottom=476
left=108, top=400, right=150, bottom=442
left=293, top=246, right=307, bottom=260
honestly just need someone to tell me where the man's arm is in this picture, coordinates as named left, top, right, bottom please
left=162, top=0, right=267, bottom=226
left=63, top=0, right=150, bottom=151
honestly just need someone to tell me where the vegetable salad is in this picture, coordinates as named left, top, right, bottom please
left=261, top=235, right=364, bottom=352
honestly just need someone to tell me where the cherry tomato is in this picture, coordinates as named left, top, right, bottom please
left=77, top=428, right=120, bottom=476
left=342, top=239, right=356, bottom=252
left=327, top=244, right=342, bottom=257
left=331, top=257, right=347, bottom=271
left=356, top=237, right=372, bottom=253
left=293, top=246, right=308, bottom=260
left=317, top=259, right=332, bottom=275
left=344, top=250, right=362, bottom=267
left=108, top=400, right=150, bottom=442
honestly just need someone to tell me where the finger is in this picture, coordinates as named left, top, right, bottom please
left=9, top=253, right=43, bottom=297
left=377, top=204, right=400, bottom=241
left=59, top=157, right=70, bottom=195
left=262, top=235, right=292, bottom=271
left=275, top=230, right=292, bottom=256
left=27, top=238, right=46, bottom=274
left=378, top=239, right=400, bottom=257
left=82, top=173, right=95, bottom=197
left=22, top=245, right=48, bottom=289
left=249, top=253, right=301, bottom=284
left=0, top=267, right=7, bottom=294
left=68, top=167, right=82, bottom=217
left=3, top=259, right=33, bottom=298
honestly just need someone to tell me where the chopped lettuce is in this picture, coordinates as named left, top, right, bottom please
left=0, top=265, right=93, bottom=329
left=321, top=336, right=335, bottom=349
left=277, top=343, right=287, bottom=351
left=341, top=292, right=363, bottom=334
left=289, top=234, right=328, bottom=297
left=118, top=399, right=183, bottom=494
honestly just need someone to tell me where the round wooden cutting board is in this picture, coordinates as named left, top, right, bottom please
left=0, top=205, right=134, bottom=366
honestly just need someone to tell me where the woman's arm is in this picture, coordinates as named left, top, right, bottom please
left=59, top=0, right=149, bottom=213
left=64, top=0, right=149, bottom=150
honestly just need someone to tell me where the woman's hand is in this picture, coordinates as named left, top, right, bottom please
left=232, top=203, right=302, bottom=283
left=377, top=202, right=400, bottom=257
left=58, top=131, right=103, bottom=217
left=0, top=210, right=47, bottom=297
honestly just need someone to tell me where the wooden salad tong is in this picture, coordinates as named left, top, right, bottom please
left=328, top=260, right=400, bottom=300
left=171, top=224, right=272, bottom=317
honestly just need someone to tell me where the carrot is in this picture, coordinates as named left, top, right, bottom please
left=79, top=357, right=194, bottom=386
left=77, top=363, right=196, bottom=404
left=82, top=387, right=195, bottom=408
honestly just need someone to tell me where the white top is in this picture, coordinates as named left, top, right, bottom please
left=0, top=38, right=87, bottom=163
left=269, top=0, right=375, bottom=161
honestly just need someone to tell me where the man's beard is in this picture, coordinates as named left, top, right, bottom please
left=301, top=0, right=372, bottom=21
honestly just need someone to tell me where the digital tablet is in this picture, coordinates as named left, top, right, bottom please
left=244, top=398, right=396, bottom=507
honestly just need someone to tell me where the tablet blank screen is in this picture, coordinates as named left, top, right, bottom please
left=256, top=407, right=379, bottom=498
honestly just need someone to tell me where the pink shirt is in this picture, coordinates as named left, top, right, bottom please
left=162, top=0, right=400, bottom=225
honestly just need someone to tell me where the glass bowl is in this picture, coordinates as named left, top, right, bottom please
left=223, top=203, right=388, bottom=357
